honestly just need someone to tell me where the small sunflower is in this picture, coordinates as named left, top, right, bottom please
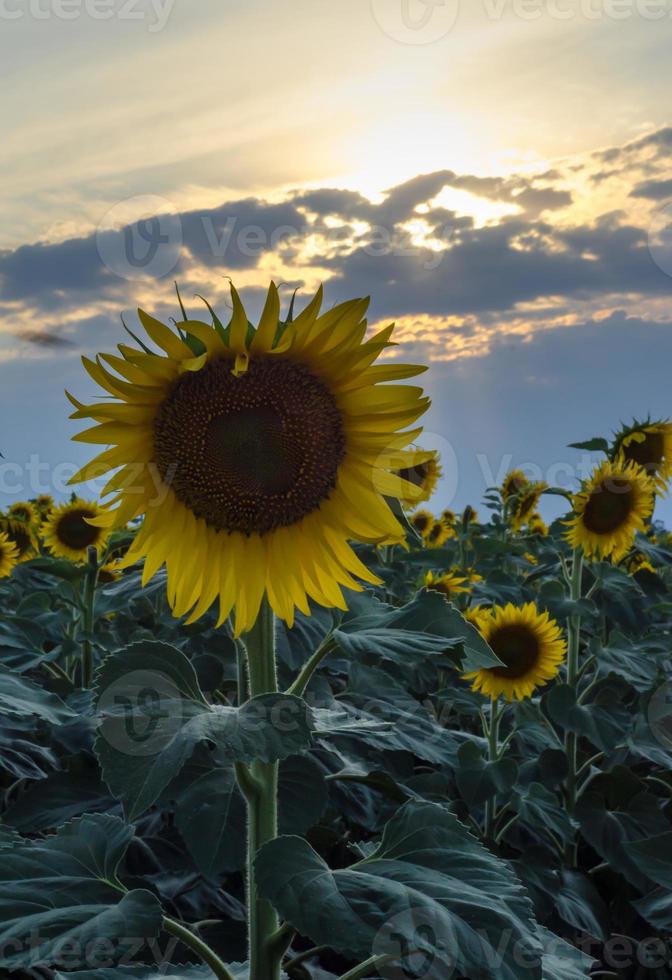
left=511, top=482, right=547, bottom=532
left=35, top=494, right=55, bottom=517
left=501, top=469, right=529, bottom=500
left=1, top=520, right=38, bottom=563
left=566, top=460, right=655, bottom=562
left=441, top=508, right=456, bottom=527
left=426, top=519, right=454, bottom=549
left=0, top=531, right=19, bottom=578
left=613, top=418, right=672, bottom=493
left=8, top=501, right=39, bottom=525
left=522, top=552, right=539, bottom=565
left=410, top=509, right=434, bottom=539
left=626, top=552, right=655, bottom=576
left=396, top=450, right=442, bottom=506
left=527, top=513, right=549, bottom=536
left=462, top=506, right=479, bottom=525
left=463, top=602, right=566, bottom=701
left=68, top=283, right=429, bottom=634
left=424, top=568, right=472, bottom=598
left=464, top=604, right=490, bottom=632
left=43, top=499, right=111, bottom=562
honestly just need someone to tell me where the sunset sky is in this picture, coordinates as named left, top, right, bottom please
left=2, top=0, right=672, bottom=521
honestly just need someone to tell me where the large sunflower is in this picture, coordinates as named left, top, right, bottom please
left=463, top=602, right=566, bottom=701
left=68, top=284, right=429, bottom=633
left=613, top=419, right=672, bottom=493
left=0, top=531, right=19, bottom=578
left=42, top=499, right=111, bottom=562
left=395, top=450, right=441, bottom=506
left=566, top=460, right=654, bottom=561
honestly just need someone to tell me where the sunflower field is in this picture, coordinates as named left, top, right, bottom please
left=1, top=286, right=672, bottom=980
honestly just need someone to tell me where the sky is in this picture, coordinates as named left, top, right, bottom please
left=2, top=0, right=672, bottom=523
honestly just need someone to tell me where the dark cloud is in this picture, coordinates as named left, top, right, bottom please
left=630, top=177, right=672, bottom=201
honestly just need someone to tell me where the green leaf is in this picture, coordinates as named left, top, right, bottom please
left=623, top=832, right=672, bottom=889
left=511, top=783, right=574, bottom=847
left=567, top=437, right=609, bottom=452
left=0, top=664, right=74, bottom=724
left=95, top=640, right=314, bottom=819
left=175, top=753, right=328, bottom=876
left=544, top=684, right=631, bottom=752
left=55, top=968, right=217, bottom=980
left=0, top=814, right=162, bottom=969
left=4, top=763, right=115, bottom=832
left=539, top=927, right=594, bottom=979
left=456, top=741, right=518, bottom=805
left=341, top=590, right=502, bottom=671
left=256, top=800, right=543, bottom=979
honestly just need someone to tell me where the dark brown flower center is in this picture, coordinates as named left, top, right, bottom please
left=583, top=480, right=634, bottom=535
left=623, top=431, right=664, bottom=474
left=153, top=356, right=346, bottom=535
left=57, top=509, right=101, bottom=551
left=489, top=625, right=540, bottom=679
left=397, top=460, right=431, bottom=489
left=6, top=525, right=33, bottom=557
left=412, top=513, right=431, bottom=533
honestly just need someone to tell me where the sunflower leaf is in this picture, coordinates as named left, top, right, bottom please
left=0, top=813, right=163, bottom=969
left=256, top=799, right=543, bottom=979
left=94, top=640, right=314, bottom=819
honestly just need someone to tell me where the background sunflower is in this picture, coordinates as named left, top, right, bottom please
left=613, top=418, right=672, bottom=493
left=43, top=499, right=111, bottom=562
left=0, top=531, right=19, bottom=578
left=566, top=459, right=654, bottom=561
left=463, top=601, right=566, bottom=701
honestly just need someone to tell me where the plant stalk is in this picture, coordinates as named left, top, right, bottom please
left=163, top=917, right=235, bottom=980
left=81, top=546, right=99, bottom=688
left=239, top=598, right=282, bottom=980
left=564, top=546, right=584, bottom=866
left=484, top=696, right=501, bottom=841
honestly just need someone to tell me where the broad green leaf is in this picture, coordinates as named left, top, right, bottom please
left=456, top=740, right=518, bottom=805
left=256, top=800, right=543, bottom=979
left=0, top=664, right=74, bottom=724
left=539, top=927, right=594, bottom=979
left=0, top=814, right=162, bottom=969
left=95, top=640, right=314, bottom=818
left=4, top=763, right=115, bottom=832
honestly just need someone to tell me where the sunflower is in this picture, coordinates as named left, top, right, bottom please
left=68, top=283, right=429, bottom=634
left=626, top=552, right=655, bottom=576
left=464, top=604, right=490, bottom=632
left=426, top=519, right=454, bottom=549
left=462, top=506, right=479, bottom=525
left=501, top=469, right=529, bottom=500
left=527, top=513, right=549, bottom=536
left=463, top=602, right=566, bottom=701
left=522, top=552, right=538, bottom=565
left=424, top=569, right=472, bottom=598
left=98, top=560, right=123, bottom=584
left=410, top=509, right=434, bottom=539
left=8, top=501, right=39, bottom=525
left=35, top=494, right=55, bottom=517
left=510, top=482, right=547, bottom=532
left=1, top=519, right=38, bottom=563
left=441, top=508, right=456, bottom=527
left=0, top=531, right=19, bottom=578
left=395, top=450, right=441, bottom=506
left=42, top=499, right=111, bottom=562
left=613, top=418, right=672, bottom=493
left=566, top=460, right=654, bottom=562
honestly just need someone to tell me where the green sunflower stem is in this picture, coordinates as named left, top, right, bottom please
left=484, top=697, right=501, bottom=841
left=239, top=598, right=282, bottom=980
left=564, top=546, right=584, bottom=867
left=80, top=546, right=99, bottom=689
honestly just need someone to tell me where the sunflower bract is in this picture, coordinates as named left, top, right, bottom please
left=68, top=283, right=430, bottom=634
